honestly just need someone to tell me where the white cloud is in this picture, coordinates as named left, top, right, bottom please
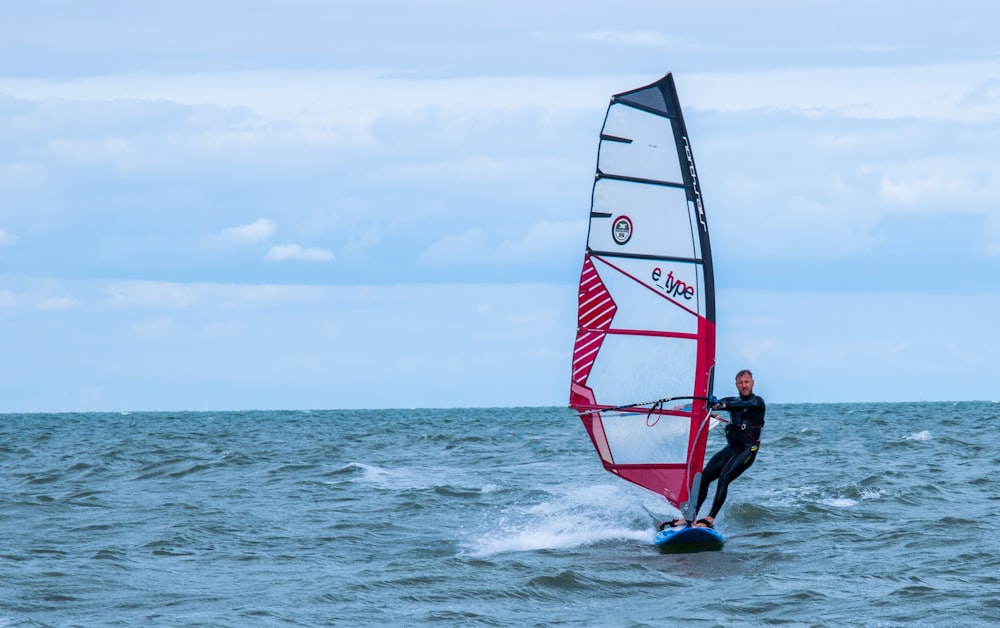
left=714, top=290, right=999, bottom=403
left=984, top=214, right=1000, bottom=257
left=419, top=220, right=586, bottom=266
left=0, top=229, right=16, bottom=245
left=100, top=280, right=348, bottom=311
left=495, top=220, right=588, bottom=263
left=2, top=277, right=996, bottom=411
left=0, top=71, right=640, bottom=133
left=418, top=229, right=488, bottom=266
left=879, top=157, right=1000, bottom=211
left=0, top=278, right=578, bottom=411
left=683, top=61, right=1000, bottom=122
left=220, top=218, right=275, bottom=244
left=0, top=289, right=18, bottom=307
left=265, top=244, right=335, bottom=262
left=129, top=314, right=176, bottom=339
left=347, top=226, right=382, bottom=253
left=39, top=296, right=79, bottom=310
left=573, top=31, right=695, bottom=48
left=715, top=193, right=885, bottom=261
left=106, top=281, right=200, bottom=309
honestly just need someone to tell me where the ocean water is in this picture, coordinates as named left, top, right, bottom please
left=1, top=402, right=998, bottom=626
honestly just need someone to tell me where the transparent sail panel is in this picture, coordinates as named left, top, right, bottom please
left=585, top=334, right=697, bottom=405
left=603, top=413, right=690, bottom=464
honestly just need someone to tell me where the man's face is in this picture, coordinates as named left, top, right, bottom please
left=736, top=375, right=754, bottom=396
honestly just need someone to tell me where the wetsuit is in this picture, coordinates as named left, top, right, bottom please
left=696, top=393, right=766, bottom=520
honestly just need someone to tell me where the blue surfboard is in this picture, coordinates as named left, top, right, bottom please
left=654, top=524, right=725, bottom=553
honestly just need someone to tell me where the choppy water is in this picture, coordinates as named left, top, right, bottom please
left=1, top=403, right=998, bottom=626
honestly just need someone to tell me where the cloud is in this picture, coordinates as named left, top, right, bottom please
left=878, top=157, right=999, bottom=211
left=0, top=289, right=18, bottom=307
left=97, top=280, right=350, bottom=312
left=1, top=63, right=994, bottom=289
left=573, top=31, right=697, bottom=48
left=495, top=220, right=588, bottom=263
left=683, top=61, right=1000, bottom=122
left=960, top=78, right=1000, bottom=108
left=4, top=276, right=997, bottom=411
left=39, top=296, right=79, bottom=310
left=0, top=278, right=578, bottom=411
left=0, top=71, right=639, bottom=134
left=418, top=229, right=488, bottom=266
left=220, top=218, right=275, bottom=244
left=347, top=225, right=382, bottom=253
left=419, top=220, right=586, bottom=267
left=0, top=229, right=16, bottom=245
left=714, top=289, right=1000, bottom=403
left=265, top=244, right=335, bottom=262
left=984, top=214, right=1000, bottom=257
left=129, top=314, right=176, bottom=339
left=106, top=280, right=200, bottom=309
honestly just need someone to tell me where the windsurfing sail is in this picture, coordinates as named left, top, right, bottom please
left=569, top=73, right=716, bottom=520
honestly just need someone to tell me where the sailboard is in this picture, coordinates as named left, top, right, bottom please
left=568, top=73, right=720, bottom=553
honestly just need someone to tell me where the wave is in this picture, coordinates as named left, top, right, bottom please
left=461, top=483, right=661, bottom=557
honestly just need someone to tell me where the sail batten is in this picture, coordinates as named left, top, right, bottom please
left=596, top=171, right=688, bottom=189
left=569, top=73, right=715, bottom=510
left=586, top=249, right=705, bottom=265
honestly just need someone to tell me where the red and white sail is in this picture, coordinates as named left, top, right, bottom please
left=569, top=74, right=716, bottom=516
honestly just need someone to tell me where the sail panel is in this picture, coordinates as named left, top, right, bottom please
left=615, top=82, right=677, bottom=116
left=589, top=180, right=696, bottom=259
left=588, top=265, right=698, bottom=336
left=603, top=413, right=690, bottom=464
left=598, top=104, right=685, bottom=185
left=593, top=256, right=706, bottom=326
left=584, top=334, right=699, bottom=404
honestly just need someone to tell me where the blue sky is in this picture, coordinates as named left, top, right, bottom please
left=2, top=1, right=998, bottom=411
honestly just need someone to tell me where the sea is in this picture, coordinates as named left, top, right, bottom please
left=1, top=402, right=997, bottom=627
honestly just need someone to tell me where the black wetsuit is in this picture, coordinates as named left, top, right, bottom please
left=696, top=393, right=766, bottom=520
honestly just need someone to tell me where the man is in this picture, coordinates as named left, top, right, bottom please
left=689, top=369, right=765, bottom=529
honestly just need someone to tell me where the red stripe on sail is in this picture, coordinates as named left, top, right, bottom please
left=570, top=255, right=616, bottom=407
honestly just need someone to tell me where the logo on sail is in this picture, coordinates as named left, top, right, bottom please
left=612, top=215, right=632, bottom=245
left=652, top=267, right=695, bottom=300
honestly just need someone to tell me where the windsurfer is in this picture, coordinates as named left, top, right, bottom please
left=691, top=369, right=765, bottom=529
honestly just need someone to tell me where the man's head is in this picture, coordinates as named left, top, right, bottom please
left=735, top=369, right=754, bottom=397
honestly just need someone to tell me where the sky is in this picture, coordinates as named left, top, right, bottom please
left=1, top=0, right=999, bottom=411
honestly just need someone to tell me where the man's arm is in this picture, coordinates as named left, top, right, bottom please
left=713, top=395, right=764, bottom=411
